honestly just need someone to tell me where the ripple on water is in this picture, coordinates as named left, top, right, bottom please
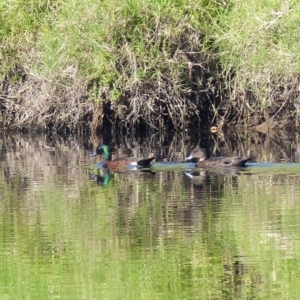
left=1, top=134, right=300, bottom=299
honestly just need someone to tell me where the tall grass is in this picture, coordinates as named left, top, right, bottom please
left=214, top=0, right=300, bottom=125
left=0, top=0, right=299, bottom=131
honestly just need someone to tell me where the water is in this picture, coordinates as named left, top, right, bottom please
left=1, top=131, right=300, bottom=299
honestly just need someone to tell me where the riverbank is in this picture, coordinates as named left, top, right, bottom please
left=1, top=0, right=299, bottom=131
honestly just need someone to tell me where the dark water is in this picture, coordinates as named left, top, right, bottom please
left=1, top=131, right=300, bottom=299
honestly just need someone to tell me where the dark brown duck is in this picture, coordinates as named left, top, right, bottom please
left=185, top=146, right=250, bottom=167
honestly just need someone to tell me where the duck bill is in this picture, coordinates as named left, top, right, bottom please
left=90, top=152, right=98, bottom=157
left=185, top=154, right=193, bottom=161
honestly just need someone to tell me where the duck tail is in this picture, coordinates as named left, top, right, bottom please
left=137, top=157, right=155, bottom=167
left=236, top=157, right=251, bottom=167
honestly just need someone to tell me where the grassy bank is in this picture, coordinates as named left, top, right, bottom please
left=0, top=0, right=299, bottom=131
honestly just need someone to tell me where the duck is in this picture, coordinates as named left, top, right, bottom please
left=90, top=144, right=155, bottom=170
left=185, top=146, right=250, bottom=167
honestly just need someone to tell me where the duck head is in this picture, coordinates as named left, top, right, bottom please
left=185, top=146, right=207, bottom=162
left=90, top=144, right=111, bottom=161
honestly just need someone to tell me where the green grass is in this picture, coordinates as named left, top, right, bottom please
left=215, top=1, right=300, bottom=90
left=1, top=0, right=300, bottom=130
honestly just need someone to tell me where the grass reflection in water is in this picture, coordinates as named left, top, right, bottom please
left=1, top=138, right=300, bottom=299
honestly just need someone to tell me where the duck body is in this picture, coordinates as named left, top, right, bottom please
left=197, top=156, right=250, bottom=167
left=186, top=146, right=250, bottom=168
left=90, top=144, right=155, bottom=171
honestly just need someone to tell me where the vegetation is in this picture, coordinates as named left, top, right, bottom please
left=0, top=0, right=299, bottom=131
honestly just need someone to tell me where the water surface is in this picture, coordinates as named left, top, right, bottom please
left=1, top=131, right=300, bottom=299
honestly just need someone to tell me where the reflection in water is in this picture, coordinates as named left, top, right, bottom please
left=90, top=169, right=111, bottom=186
left=1, top=131, right=300, bottom=299
left=185, top=167, right=245, bottom=187
left=185, top=170, right=209, bottom=186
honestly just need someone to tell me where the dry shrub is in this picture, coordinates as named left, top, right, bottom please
left=0, top=74, right=101, bottom=131
left=113, top=81, right=196, bottom=130
left=108, top=21, right=216, bottom=130
left=220, top=70, right=300, bottom=128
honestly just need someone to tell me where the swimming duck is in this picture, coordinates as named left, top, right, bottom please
left=90, top=144, right=155, bottom=170
left=185, top=146, right=250, bottom=167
